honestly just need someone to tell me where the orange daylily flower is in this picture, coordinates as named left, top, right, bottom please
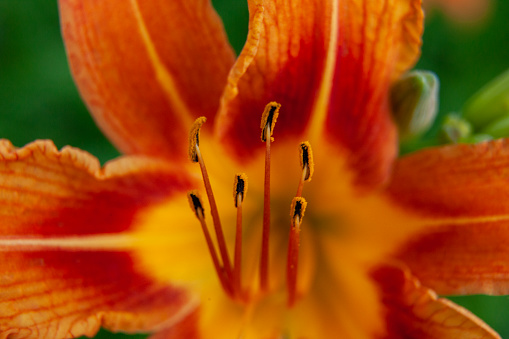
left=0, top=0, right=507, bottom=338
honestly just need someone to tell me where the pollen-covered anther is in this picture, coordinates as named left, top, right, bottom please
left=260, top=101, right=281, bottom=142
left=296, top=142, right=314, bottom=197
left=233, top=173, right=248, bottom=208
left=290, top=197, right=307, bottom=225
left=287, top=197, right=307, bottom=307
left=187, top=190, right=205, bottom=220
left=299, top=141, right=314, bottom=182
left=188, top=116, right=207, bottom=162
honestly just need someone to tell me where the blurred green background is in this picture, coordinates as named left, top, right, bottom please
left=1, top=0, right=508, bottom=338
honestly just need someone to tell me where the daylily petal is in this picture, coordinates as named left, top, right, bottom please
left=0, top=140, right=196, bottom=236
left=60, top=0, right=235, bottom=159
left=387, top=139, right=509, bottom=295
left=215, top=0, right=423, bottom=188
left=395, top=221, right=509, bottom=296
left=0, top=140, right=199, bottom=337
left=372, top=265, right=501, bottom=339
left=215, top=0, right=334, bottom=161
left=0, top=251, right=196, bottom=338
left=325, top=0, right=423, bottom=187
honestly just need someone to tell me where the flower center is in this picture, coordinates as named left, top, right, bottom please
left=187, top=103, right=314, bottom=307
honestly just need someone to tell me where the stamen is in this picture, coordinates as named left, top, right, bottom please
left=187, top=191, right=232, bottom=295
left=287, top=197, right=307, bottom=307
left=296, top=141, right=314, bottom=197
left=260, top=102, right=281, bottom=142
left=233, top=173, right=248, bottom=296
left=189, top=117, right=233, bottom=281
left=260, top=102, right=281, bottom=291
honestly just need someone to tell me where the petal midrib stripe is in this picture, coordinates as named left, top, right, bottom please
left=130, top=0, right=194, bottom=129
left=0, top=234, right=136, bottom=251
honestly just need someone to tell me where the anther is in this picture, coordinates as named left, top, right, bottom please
left=188, top=117, right=207, bottom=162
left=189, top=117, right=233, bottom=282
left=291, top=197, right=307, bottom=220
left=296, top=142, right=314, bottom=197
left=260, top=102, right=281, bottom=291
left=260, top=102, right=281, bottom=142
left=187, top=191, right=232, bottom=295
left=188, top=189, right=205, bottom=219
left=287, top=197, right=307, bottom=307
left=233, top=173, right=248, bottom=207
left=299, top=141, right=314, bottom=182
left=233, top=173, right=248, bottom=297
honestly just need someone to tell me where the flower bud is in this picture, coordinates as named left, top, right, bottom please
left=440, top=113, right=472, bottom=143
left=390, top=71, right=439, bottom=142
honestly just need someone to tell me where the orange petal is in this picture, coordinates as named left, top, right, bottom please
left=395, top=221, right=509, bottom=296
left=215, top=0, right=423, bottom=188
left=387, top=140, right=509, bottom=295
left=215, top=0, right=335, bottom=161
left=0, top=140, right=196, bottom=236
left=59, top=0, right=235, bottom=159
left=0, top=251, right=197, bottom=338
left=0, top=140, right=199, bottom=337
left=324, top=0, right=423, bottom=187
left=388, top=140, right=509, bottom=218
left=372, top=265, right=501, bottom=339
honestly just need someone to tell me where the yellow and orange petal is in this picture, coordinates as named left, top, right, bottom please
left=0, top=140, right=200, bottom=337
left=372, top=265, right=501, bottom=339
left=59, top=0, right=235, bottom=160
left=386, top=140, right=509, bottom=296
left=324, top=0, right=423, bottom=188
left=215, top=0, right=333, bottom=161
left=216, top=0, right=423, bottom=189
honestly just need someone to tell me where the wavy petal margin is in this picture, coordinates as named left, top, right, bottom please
left=388, top=140, right=509, bottom=295
left=372, top=265, right=500, bottom=339
left=0, top=140, right=199, bottom=338
left=59, top=0, right=235, bottom=160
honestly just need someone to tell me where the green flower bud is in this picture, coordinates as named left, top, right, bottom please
left=390, top=71, right=439, bottom=142
left=441, top=113, right=472, bottom=143
left=463, top=68, right=509, bottom=130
